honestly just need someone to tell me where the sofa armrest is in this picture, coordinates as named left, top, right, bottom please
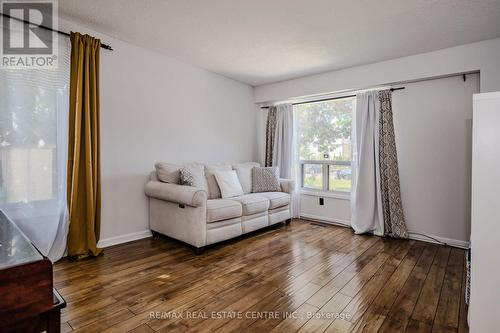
left=144, top=181, right=207, bottom=207
left=280, top=178, right=295, bottom=194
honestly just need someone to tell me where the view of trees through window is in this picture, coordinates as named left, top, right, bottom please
left=0, top=71, right=67, bottom=204
left=295, top=97, right=354, bottom=192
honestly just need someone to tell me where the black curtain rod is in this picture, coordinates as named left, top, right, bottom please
left=260, top=86, right=405, bottom=109
left=0, top=12, right=113, bottom=50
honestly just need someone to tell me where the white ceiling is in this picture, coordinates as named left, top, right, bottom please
left=59, top=0, right=500, bottom=86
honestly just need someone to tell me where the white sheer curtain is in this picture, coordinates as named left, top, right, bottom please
left=0, top=28, right=70, bottom=261
left=271, top=104, right=299, bottom=217
left=290, top=107, right=301, bottom=218
left=351, top=91, right=384, bottom=236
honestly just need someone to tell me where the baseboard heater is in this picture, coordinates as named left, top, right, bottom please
left=300, top=215, right=351, bottom=229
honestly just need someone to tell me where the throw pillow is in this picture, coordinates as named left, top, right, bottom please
left=205, top=164, right=232, bottom=199
left=233, top=162, right=260, bottom=194
left=252, top=166, right=281, bottom=193
left=155, top=162, right=181, bottom=184
left=214, top=170, right=244, bottom=198
left=180, top=163, right=209, bottom=193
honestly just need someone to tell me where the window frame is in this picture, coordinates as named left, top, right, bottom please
left=300, top=160, right=352, bottom=194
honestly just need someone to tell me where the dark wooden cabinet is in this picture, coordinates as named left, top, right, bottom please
left=0, top=209, right=65, bottom=333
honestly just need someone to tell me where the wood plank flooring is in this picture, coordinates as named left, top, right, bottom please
left=54, top=219, right=469, bottom=333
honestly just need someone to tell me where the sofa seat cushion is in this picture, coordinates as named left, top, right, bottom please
left=206, top=199, right=242, bottom=223
left=230, top=194, right=270, bottom=216
left=258, top=192, right=290, bottom=209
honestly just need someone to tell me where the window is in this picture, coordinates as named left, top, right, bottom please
left=295, top=96, right=354, bottom=193
left=0, top=33, right=70, bottom=256
left=0, top=70, right=68, bottom=205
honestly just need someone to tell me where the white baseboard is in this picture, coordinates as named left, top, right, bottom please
left=96, top=222, right=469, bottom=250
left=299, top=214, right=470, bottom=249
left=97, top=229, right=152, bottom=248
left=408, top=232, right=470, bottom=249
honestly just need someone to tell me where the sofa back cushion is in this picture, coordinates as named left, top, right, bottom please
left=155, top=162, right=181, bottom=184
left=150, top=171, right=159, bottom=181
left=180, top=162, right=209, bottom=193
left=205, top=164, right=232, bottom=199
left=233, top=162, right=260, bottom=194
left=252, top=166, right=281, bottom=193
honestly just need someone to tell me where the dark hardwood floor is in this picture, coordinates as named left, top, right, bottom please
left=54, top=219, right=469, bottom=333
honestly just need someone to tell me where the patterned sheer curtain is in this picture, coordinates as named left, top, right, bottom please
left=378, top=91, right=408, bottom=238
left=351, top=89, right=408, bottom=238
left=265, top=107, right=277, bottom=167
left=0, top=27, right=71, bottom=261
left=265, top=104, right=299, bottom=217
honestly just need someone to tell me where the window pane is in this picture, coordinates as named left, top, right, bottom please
left=329, top=165, right=352, bottom=192
left=1, top=148, right=54, bottom=203
left=295, top=97, right=354, bottom=162
left=303, top=164, right=323, bottom=190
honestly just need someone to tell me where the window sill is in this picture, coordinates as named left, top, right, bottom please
left=300, top=189, right=351, bottom=201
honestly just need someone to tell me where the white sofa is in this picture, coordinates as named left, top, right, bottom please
left=144, top=162, right=295, bottom=252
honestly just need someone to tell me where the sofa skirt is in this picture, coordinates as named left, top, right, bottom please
left=268, top=205, right=291, bottom=225
left=242, top=212, right=268, bottom=234
left=206, top=217, right=242, bottom=245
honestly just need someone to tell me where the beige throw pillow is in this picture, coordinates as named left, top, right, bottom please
left=205, top=164, right=232, bottom=199
left=214, top=170, right=244, bottom=198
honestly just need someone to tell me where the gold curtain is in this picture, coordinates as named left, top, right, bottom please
left=67, top=32, right=102, bottom=258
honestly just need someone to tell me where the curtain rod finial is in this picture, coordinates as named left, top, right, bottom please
left=101, top=44, right=113, bottom=51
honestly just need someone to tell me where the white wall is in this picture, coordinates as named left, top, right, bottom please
left=394, top=74, right=478, bottom=244
left=59, top=18, right=259, bottom=245
left=255, top=38, right=500, bottom=103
